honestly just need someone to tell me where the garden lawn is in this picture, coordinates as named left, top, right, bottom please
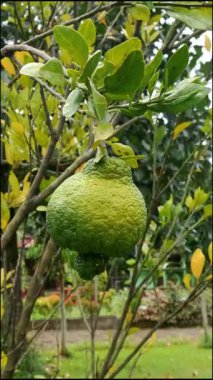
left=36, top=340, right=212, bottom=379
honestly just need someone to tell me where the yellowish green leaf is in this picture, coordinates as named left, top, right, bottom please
left=1, top=193, right=10, bottom=231
left=206, top=274, right=212, bottom=281
left=183, top=273, right=191, bottom=290
left=191, top=248, right=206, bottom=280
left=11, top=121, right=25, bottom=134
left=204, top=204, right=212, bottom=218
left=173, top=121, right=193, bottom=140
left=129, top=4, right=150, bottom=21
left=9, top=172, right=20, bottom=195
left=1, top=351, right=8, bottom=370
left=185, top=195, right=195, bottom=212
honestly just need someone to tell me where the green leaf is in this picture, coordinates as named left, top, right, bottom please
left=20, top=59, right=66, bottom=87
left=158, top=195, right=174, bottom=225
left=79, top=50, right=102, bottom=82
left=148, top=70, right=159, bottom=96
left=94, top=122, right=114, bottom=143
left=53, top=25, right=89, bottom=67
left=167, top=7, right=212, bottom=31
left=156, top=126, right=166, bottom=145
left=129, top=4, right=150, bottom=21
left=20, top=62, right=43, bottom=78
left=149, top=80, right=209, bottom=113
left=109, top=142, right=139, bottom=168
left=141, top=50, right=162, bottom=91
left=105, top=50, right=144, bottom=100
left=105, top=37, right=142, bottom=68
left=39, top=58, right=66, bottom=87
left=119, top=103, right=148, bottom=117
left=163, top=44, right=189, bottom=89
left=63, top=88, right=84, bottom=118
left=92, top=61, right=115, bottom=88
left=90, top=81, right=107, bottom=122
left=78, top=18, right=96, bottom=46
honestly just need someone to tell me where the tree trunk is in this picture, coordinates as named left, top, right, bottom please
left=2, top=229, right=23, bottom=352
left=2, top=238, right=57, bottom=379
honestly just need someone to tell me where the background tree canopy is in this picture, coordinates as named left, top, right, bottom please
left=0, top=1, right=212, bottom=379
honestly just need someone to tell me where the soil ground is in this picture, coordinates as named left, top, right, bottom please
left=31, top=326, right=210, bottom=348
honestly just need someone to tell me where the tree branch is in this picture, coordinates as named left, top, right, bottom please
left=1, top=44, right=51, bottom=61
left=23, top=1, right=121, bottom=45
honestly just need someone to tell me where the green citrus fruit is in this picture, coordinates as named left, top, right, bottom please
left=47, top=157, right=147, bottom=258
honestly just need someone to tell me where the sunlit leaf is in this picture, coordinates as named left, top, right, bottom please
left=105, top=37, right=141, bottom=68
left=191, top=248, right=206, bottom=280
left=78, top=19, right=96, bottom=46
left=53, top=25, right=89, bottom=67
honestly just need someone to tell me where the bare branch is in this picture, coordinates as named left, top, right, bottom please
left=1, top=44, right=51, bottom=61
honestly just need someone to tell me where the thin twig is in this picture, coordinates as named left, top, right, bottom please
left=23, top=1, right=121, bottom=45
left=39, top=85, right=57, bottom=139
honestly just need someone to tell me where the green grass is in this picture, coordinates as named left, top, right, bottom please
left=27, top=340, right=212, bottom=379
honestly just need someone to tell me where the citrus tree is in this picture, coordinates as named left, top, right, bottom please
left=1, top=1, right=212, bottom=378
